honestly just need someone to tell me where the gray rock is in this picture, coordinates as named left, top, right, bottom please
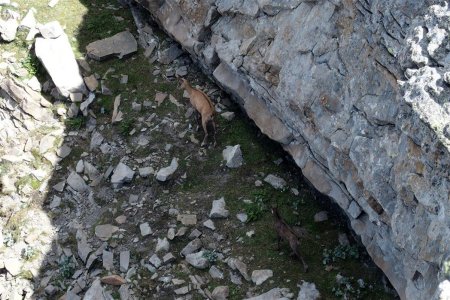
left=149, top=254, right=162, bottom=268
left=228, top=258, right=250, bottom=281
left=221, top=112, right=235, bottom=121
left=209, top=197, right=229, bottom=218
left=348, top=201, right=362, bottom=219
left=167, top=228, right=176, bottom=240
left=120, top=251, right=130, bottom=272
left=209, top=265, right=224, bottom=279
left=159, top=44, right=183, bottom=64
left=176, top=66, right=188, bottom=77
left=67, top=171, right=89, bottom=193
left=86, top=31, right=137, bottom=60
left=76, top=229, right=92, bottom=263
left=83, top=279, right=106, bottom=300
left=188, top=229, right=202, bottom=239
left=185, top=251, right=209, bottom=269
left=49, top=195, right=61, bottom=209
left=95, top=224, right=119, bottom=241
left=57, top=144, right=72, bottom=158
left=236, top=213, right=248, bottom=223
left=119, top=284, right=131, bottom=300
left=181, top=238, right=202, bottom=257
left=264, top=174, right=287, bottom=190
left=139, top=166, right=155, bottom=177
left=313, top=211, right=328, bottom=223
left=251, top=269, right=273, bottom=285
left=140, top=222, right=152, bottom=236
left=111, top=162, right=135, bottom=188
left=76, top=160, right=84, bottom=173
left=203, top=219, right=215, bottom=230
left=244, top=288, right=292, bottom=300
left=155, top=237, right=170, bottom=253
left=53, top=180, right=65, bottom=192
left=229, top=271, right=242, bottom=285
left=84, top=74, right=99, bottom=91
left=0, top=18, right=18, bottom=41
left=212, top=286, right=229, bottom=300
left=177, top=214, right=197, bottom=226
left=222, top=145, right=243, bottom=168
left=156, top=157, right=178, bottom=181
left=102, top=250, right=114, bottom=271
left=44, top=285, right=57, bottom=296
left=297, top=281, right=320, bottom=300
left=163, top=252, right=176, bottom=264
left=35, top=23, right=86, bottom=96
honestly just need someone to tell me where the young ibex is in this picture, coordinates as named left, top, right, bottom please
left=180, top=78, right=216, bottom=147
left=271, top=207, right=308, bottom=272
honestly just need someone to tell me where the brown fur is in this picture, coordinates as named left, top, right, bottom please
left=180, top=79, right=216, bottom=147
left=271, top=207, right=308, bottom=272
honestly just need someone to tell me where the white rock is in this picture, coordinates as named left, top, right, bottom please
left=297, top=281, right=320, bottom=300
left=27, top=76, right=41, bottom=91
left=4, top=258, right=21, bottom=276
left=221, top=111, right=235, bottom=121
left=251, top=269, right=273, bottom=285
left=222, top=145, right=243, bottom=168
left=209, top=197, right=229, bottom=218
left=163, top=252, right=176, bottom=264
left=167, top=228, right=176, bottom=240
left=111, top=162, right=135, bottom=188
left=156, top=157, right=178, bottom=181
left=39, top=20, right=63, bottom=38
left=264, top=174, right=287, bottom=189
left=0, top=18, right=18, bottom=41
left=140, top=223, right=152, bottom=236
left=76, top=229, right=92, bottom=263
left=35, top=23, right=86, bottom=96
left=228, top=258, right=250, bottom=281
left=20, top=8, right=36, bottom=29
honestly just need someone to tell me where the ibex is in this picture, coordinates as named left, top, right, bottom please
left=180, top=78, right=216, bottom=147
left=271, top=207, right=308, bottom=272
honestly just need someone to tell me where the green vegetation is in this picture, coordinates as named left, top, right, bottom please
left=323, top=244, right=360, bottom=265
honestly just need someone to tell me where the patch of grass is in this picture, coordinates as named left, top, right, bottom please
left=323, top=244, right=359, bottom=266
left=20, top=52, right=44, bottom=78
left=58, top=256, right=76, bottom=279
left=65, top=115, right=85, bottom=130
left=4, top=209, right=28, bottom=243
left=118, top=117, right=135, bottom=136
left=21, top=245, right=39, bottom=261
left=15, top=174, right=41, bottom=191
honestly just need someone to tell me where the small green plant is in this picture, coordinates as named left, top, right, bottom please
left=20, top=53, right=42, bottom=77
left=65, top=116, right=85, bottom=130
left=443, top=259, right=450, bottom=279
left=202, top=250, right=218, bottom=264
left=15, top=175, right=41, bottom=191
left=21, top=245, right=38, bottom=261
left=3, top=231, right=15, bottom=247
left=323, top=244, right=359, bottom=265
left=119, top=118, right=135, bottom=136
left=332, top=274, right=366, bottom=299
left=59, top=256, right=76, bottom=279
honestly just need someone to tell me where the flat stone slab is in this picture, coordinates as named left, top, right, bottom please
left=86, top=31, right=137, bottom=61
left=35, top=22, right=86, bottom=96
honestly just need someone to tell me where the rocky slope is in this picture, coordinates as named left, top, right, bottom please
left=135, top=0, right=450, bottom=299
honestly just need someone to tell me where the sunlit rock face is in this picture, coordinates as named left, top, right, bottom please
left=135, top=0, right=450, bottom=298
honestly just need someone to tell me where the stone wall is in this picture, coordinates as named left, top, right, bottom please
left=134, top=0, right=450, bottom=298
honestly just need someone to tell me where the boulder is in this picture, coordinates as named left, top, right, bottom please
left=111, top=162, right=134, bottom=188
left=86, top=31, right=137, bottom=61
left=35, top=21, right=86, bottom=96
